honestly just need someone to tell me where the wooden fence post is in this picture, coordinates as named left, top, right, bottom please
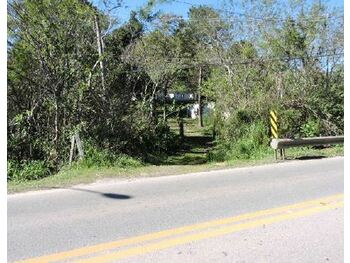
left=69, top=133, right=84, bottom=167
left=75, top=134, right=84, bottom=160
left=69, top=135, right=76, bottom=167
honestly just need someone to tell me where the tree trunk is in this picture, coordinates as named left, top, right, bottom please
left=163, top=87, right=167, bottom=122
left=276, top=72, right=283, bottom=100
left=198, top=66, right=203, bottom=127
left=149, top=83, right=158, bottom=122
left=94, top=14, right=106, bottom=91
left=52, top=95, right=59, bottom=167
left=178, top=117, right=184, bottom=142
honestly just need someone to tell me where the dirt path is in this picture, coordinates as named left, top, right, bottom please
left=159, top=118, right=214, bottom=165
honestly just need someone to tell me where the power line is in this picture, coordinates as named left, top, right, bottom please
left=169, top=0, right=343, bottom=23
left=120, top=52, right=344, bottom=74
left=158, top=14, right=343, bottom=24
left=130, top=50, right=343, bottom=62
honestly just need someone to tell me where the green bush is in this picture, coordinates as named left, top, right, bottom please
left=8, top=160, right=51, bottom=181
left=114, top=155, right=143, bottom=168
left=8, top=140, right=145, bottom=182
left=80, top=144, right=115, bottom=168
left=74, top=142, right=143, bottom=169
left=301, top=119, right=321, bottom=137
left=7, top=160, right=20, bottom=181
left=278, top=109, right=303, bottom=138
left=228, top=121, right=269, bottom=159
left=209, top=121, right=270, bottom=161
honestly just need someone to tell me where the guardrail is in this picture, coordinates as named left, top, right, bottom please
left=270, top=136, right=344, bottom=160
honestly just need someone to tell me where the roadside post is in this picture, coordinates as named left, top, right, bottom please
left=69, top=133, right=84, bottom=167
left=270, top=110, right=284, bottom=160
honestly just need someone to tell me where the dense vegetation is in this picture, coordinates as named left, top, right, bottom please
left=7, top=0, right=343, bottom=181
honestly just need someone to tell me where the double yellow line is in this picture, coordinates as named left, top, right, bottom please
left=16, top=194, right=343, bottom=263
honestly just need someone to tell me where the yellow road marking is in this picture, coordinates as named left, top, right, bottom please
left=16, top=194, right=343, bottom=263
left=76, top=201, right=343, bottom=263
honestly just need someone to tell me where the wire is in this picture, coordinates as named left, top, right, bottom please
left=158, top=14, right=343, bottom=24
left=129, top=50, right=343, bottom=62
left=169, top=0, right=343, bottom=23
left=115, top=52, right=344, bottom=74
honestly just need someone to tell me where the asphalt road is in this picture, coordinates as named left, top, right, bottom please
left=8, top=157, right=344, bottom=262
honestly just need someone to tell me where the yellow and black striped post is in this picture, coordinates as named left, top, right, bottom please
left=270, top=110, right=278, bottom=139
left=270, top=110, right=284, bottom=160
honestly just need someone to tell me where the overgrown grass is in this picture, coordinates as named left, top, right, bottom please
left=8, top=117, right=344, bottom=194
left=7, top=160, right=52, bottom=182
left=225, top=144, right=343, bottom=165
left=7, top=146, right=144, bottom=183
left=8, top=145, right=343, bottom=194
left=7, top=162, right=222, bottom=193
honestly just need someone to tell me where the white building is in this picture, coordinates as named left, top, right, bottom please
left=188, top=102, right=215, bottom=119
left=156, top=91, right=197, bottom=102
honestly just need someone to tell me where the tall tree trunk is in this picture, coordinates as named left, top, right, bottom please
left=163, top=87, right=167, bottom=122
left=149, top=83, right=158, bottom=122
left=94, top=14, right=106, bottom=91
left=325, top=55, right=329, bottom=91
left=178, top=117, right=184, bottom=142
left=52, top=94, right=59, bottom=167
left=276, top=72, right=284, bottom=100
left=198, top=66, right=203, bottom=127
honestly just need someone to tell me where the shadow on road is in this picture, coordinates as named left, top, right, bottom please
left=50, top=187, right=132, bottom=200
left=295, top=155, right=326, bottom=160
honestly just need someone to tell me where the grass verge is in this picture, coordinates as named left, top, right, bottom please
left=8, top=145, right=343, bottom=194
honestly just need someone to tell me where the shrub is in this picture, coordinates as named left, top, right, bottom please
left=8, top=160, right=51, bottom=181
left=277, top=109, right=303, bottom=138
left=80, top=144, right=115, bottom=168
left=114, top=155, right=143, bottom=168
left=7, top=160, right=20, bottom=181
left=209, top=121, right=270, bottom=161
left=301, top=119, right=321, bottom=137
left=74, top=142, right=143, bottom=169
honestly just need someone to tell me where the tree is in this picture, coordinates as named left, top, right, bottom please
left=187, top=6, right=230, bottom=127
left=8, top=0, right=97, bottom=167
left=124, top=22, right=187, bottom=122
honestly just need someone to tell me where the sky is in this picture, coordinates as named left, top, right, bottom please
left=93, top=0, right=344, bottom=24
